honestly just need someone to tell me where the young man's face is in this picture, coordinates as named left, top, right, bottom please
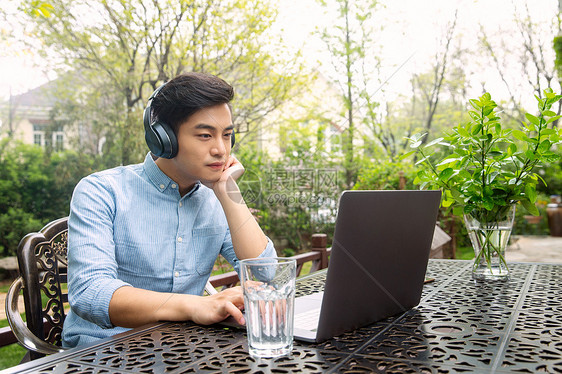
left=156, top=103, right=234, bottom=192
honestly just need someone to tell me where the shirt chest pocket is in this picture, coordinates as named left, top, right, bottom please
left=192, top=226, right=226, bottom=275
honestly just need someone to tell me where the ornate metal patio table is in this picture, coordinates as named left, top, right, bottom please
left=2, top=259, right=562, bottom=373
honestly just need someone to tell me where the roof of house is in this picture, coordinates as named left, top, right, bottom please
left=11, top=80, right=59, bottom=107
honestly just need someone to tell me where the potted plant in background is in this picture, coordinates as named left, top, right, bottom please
left=407, top=89, right=562, bottom=281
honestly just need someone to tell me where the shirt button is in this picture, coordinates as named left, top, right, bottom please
left=174, top=271, right=179, bottom=277
left=179, top=202, right=183, bottom=207
left=177, top=237, right=183, bottom=242
left=159, top=184, right=165, bottom=189
left=171, top=183, right=177, bottom=189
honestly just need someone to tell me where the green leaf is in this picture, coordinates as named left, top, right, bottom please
left=507, top=143, right=517, bottom=157
left=491, top=188, right=508, bottom=198
left=540, top=128, right=556, bottom=136
left=525, top=113, right=540, bottom=126
left=512, top=129, right=529, bottom=141
left=415, top=155, right=430, bottom=165
left=521, top=199, right=539, bottom=216
left=458, top=127, right=470, bottom=137
left=487, top=172, right=499, bottom=184
left=469, top=99, right=481, bottom=110
left=525, top=150, right=536, bottom=160
left=459, top=170, right=472, bottom=179
left=439, top=168, right=454, bottom=181
left=453, top=206, right=464, bottom=216
left=399, top=150, right=416, bottom=160
left=468, top=111, right=480, bottom=121
left=538, top=139, right=551, bottom=153
left=483, top=200, right=495, bottom=210
left=425, top=137, right=444, bottom=148
left=542, top=110, right=557, bottom=116
left=546, top=94, right=562, bottom=105
left=525, top=184, right=537, bottom=203
left=408, top=133, right=425, bottom=143
left=410, top=140, right=422, bottom=148
left=436, top=157, right=460, bottom=167
left=544, top=153, right=561, bottom=162
left=546, top=115, right=562, bottom=124
left=471, top=123, right=483, bottom=135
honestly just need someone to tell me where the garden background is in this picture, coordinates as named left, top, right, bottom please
left=1, top=0, right=562, bottom=367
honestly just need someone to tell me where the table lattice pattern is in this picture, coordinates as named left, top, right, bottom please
left=4, top=260, right=562, bottom=373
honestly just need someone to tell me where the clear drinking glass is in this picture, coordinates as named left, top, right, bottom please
left=240, top=257, right=296, bottom=358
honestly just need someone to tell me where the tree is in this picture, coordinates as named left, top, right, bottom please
left=317, top=0, right=381, bottom=188
left=478, top=2, right=562, bottom=125
left=16, top=0, right=308, bottom=165
left=412, top=10, right=459, bottom=146
left=0, top=140, right=98, bottom=256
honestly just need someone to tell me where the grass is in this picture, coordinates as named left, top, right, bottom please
left=298, top=261, right=313, bottom=277
left=456, top=246, right=475, bottom=260
left=0, top=309, right=25, bottom=370
left=0, top=282, right=12, bottom=294
left=0, top=279, right=26, bottom=369
left=0, top=344, right=26, bottom=369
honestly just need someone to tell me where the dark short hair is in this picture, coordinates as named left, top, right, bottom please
left=151, top=72, right=234, bottom=134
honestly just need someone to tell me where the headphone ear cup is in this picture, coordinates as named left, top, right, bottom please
left=231, top=129, right=236, bottom=148
left=148, top=121, right=178, bottom=159
left=144, top=106, right=163, bottom=156
left=144, top=124, right=162, bottom=157
left=144, top=82, right=177, bottom=158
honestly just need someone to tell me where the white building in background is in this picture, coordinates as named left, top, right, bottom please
left=0, top=81, right=68, bottom=151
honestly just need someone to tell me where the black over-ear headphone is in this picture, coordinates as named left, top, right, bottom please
left=143, top=82, right=235, bottom=159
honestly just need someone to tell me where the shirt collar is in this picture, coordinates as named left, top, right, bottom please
left=143, top=152, right=201, bottom=196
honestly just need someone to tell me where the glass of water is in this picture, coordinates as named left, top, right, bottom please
left=240, top=257, right=296, bottom=358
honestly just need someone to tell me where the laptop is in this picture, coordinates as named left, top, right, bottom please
left=292, top=190, right=441, bottom=342
left=219, top=190, right=441, bottom=343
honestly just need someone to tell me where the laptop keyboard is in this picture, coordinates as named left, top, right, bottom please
left=294, top=308, right=321, bottom=331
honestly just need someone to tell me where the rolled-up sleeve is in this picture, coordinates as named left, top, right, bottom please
left=68, top=176, right=131, bottom=329
left=220, top=228, right=277, bottom=274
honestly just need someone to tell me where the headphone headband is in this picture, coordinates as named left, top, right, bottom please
left=143, top=81, right=235, bottom=159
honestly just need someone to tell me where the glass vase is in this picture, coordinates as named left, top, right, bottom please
left=463, top=205, right=516, bottom=282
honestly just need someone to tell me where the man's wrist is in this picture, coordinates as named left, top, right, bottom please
left=213, top=178, right=244, bottom=204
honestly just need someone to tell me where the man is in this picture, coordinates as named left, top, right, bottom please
left=62, top=72, right=276, bottom=347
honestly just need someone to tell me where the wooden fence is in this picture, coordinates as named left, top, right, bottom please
left=209, top=233, right=329, bottom=290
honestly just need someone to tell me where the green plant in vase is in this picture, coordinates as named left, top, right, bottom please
left=407, top=89, right=562, bottom=281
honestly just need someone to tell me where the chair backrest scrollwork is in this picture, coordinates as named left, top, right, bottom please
left=18, top=217, right=69, bottom=350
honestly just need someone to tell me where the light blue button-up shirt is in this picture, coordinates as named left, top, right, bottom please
left=62, top=153, right=276, bottom=347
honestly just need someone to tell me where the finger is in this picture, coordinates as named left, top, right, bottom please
left=225, top=301, right=245, bottom=325
left=225, top=163, right=244, bottom=181
left=218, top=287, right=244, bottom=308
left=225, top=155, right=236, bottom=169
